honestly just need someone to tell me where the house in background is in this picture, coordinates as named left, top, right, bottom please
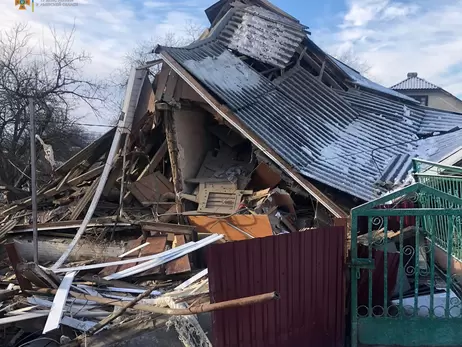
left=391, top=72, right=462, bottom=112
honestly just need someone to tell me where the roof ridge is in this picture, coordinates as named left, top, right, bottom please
left=390, top=75, right=441, bottom=90
left=414, top=75, right=440, bottom=88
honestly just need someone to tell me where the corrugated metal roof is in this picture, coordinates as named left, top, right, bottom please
left=376, top=154, right=413, bottom=188
left=420, top=108, right=462, bottom=133
left=208, top=227, right=345, bottom=347
left=391, top=76, right=440, bottom=90
left=215, top=5, right=306, bottom=68
left=159, top=40, right=462, bottom=201
left=329, top=56, right=418, bottom=103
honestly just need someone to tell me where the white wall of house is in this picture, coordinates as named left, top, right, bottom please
left=401, top=90, right=462, bottom=113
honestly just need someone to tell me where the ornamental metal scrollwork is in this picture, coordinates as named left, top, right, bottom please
left=403, top=245, right=416, bottom=276
left=419, top=244, right=431, bottom=276
left=372, top=216, right=384, bottom=229
left=409, top=192, right=420, bottom=203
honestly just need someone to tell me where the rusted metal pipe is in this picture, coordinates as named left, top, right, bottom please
left=32, top=288, right=279, bottom=315
left=81, top=287, right=158, bottom=338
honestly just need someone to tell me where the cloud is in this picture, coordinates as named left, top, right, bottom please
left=314, top=0, right=462, bottom=98
left=4, top=0, right=208, bottom=128
left=343, top=0, right=388, bottom=27
left=143, top=1, right=173, bottom=8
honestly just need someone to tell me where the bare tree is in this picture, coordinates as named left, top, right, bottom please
left=333, top=48, right=371, bottom=76
left=110, top=24, right=205, bottom=118
left=0, top=23, right=107, bottom=186
left=117, top=26, right=204, bottom=86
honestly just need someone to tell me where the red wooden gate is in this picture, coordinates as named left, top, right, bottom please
left=208, top=227, right=346, bottom=347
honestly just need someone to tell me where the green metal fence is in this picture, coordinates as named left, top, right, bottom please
left=413, top=159, right=462, bottom=259
left=350, top=183, right=462, bottom=347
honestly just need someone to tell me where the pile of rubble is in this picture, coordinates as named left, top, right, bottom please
left=0, top=64, right=319, bottom=345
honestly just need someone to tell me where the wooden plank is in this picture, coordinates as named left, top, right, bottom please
left=11, top=217, right=123, bottom=233
left=163, top=71, right=179, bottom=101
left=248, top=162, right=281, bottom=190
left=100, top=238, right=143, bottom=276
left=155, top=66, right=170, bottom=101
left=137, top=236, right=168, bottom=275
left=55, top=128, right=115, bottom=176
left=102, top=155, right=122, bottom=197
left=281, top=216, right=298, bottom=233
left=248, top=188, right=271, bottom=202
left=5, top=243, right=32, bottom=291
left=69, top=178, right=100, bottom=220
left=123, top=140, right=168, bottom=201
left=0, top=289, right=20, bottom=302
left=140, top=221, right=194, bottom=235
left=140, top=236, right=167, bottom=255
left=146, top=141, right=168, bottom=176
left=166, top=235, right=191, bottom=275
left=19, top=263, right=60, bottom=289
left=159, top=204, right=179, bottom=223
left=188, top=215, right=273, bottom=241
left=128, top=172, right=173, bottom=205
left=68, top=165, right=104, bottom=186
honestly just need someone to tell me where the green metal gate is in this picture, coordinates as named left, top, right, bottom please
left=350, top=182, right=462, bottom=347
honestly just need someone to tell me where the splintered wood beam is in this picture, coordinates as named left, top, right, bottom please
left=163, top=109, right=183, bottom=213
left=140, top=221, right=194, bottom=235
left=140, top=140, right=168, bottom=178
left=69, top=178, right=100, bottom=220
left=68, top=165, right=105, bottom=186
left=123, top=140, right=168, bottom=201
left=78, top=287, right=158, bottom=337
left=55, top=128, right=115, bottom=176
left=35, top=288, right=279, bottom=316
left=301, top=51, right=343, bottom=90
left=5, top=243, right=32, bottom=291
left=0, top=165, right=107, bottom=217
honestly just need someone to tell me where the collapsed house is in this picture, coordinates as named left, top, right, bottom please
left=0, top=0, right=462, bottom=346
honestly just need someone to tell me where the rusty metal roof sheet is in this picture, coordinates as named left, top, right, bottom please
left=213, top=5, right=306, bottom=68
left=158, top=40, right=462, bottom=201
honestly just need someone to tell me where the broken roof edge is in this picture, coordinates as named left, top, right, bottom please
left=156, top=49, right=348, bottom=219
left=327, top=54, right=419, bottom=104
left=205, top=0, right=300, bottom=26
left=153, top=33, right=218, bottom=53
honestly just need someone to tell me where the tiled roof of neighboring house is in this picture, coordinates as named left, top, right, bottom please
left=391, top=74, right=440, bottom=90
left=330, top=57, right=419, bottom=103
left=157, top=22, right=462, bottom=201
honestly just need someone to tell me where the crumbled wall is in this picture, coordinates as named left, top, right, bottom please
left=172, top=108, right=212, bottom=193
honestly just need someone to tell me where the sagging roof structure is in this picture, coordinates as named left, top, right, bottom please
left=155, top=0, right=462, bottom=206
